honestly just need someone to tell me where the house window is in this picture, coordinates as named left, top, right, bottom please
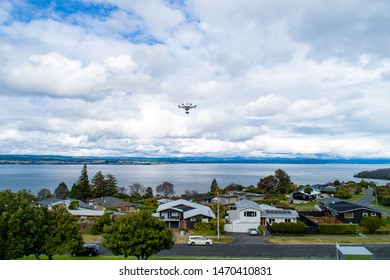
left=344, top=212, right=354, bottom=219
left=362, top=213, right=368, bottom=217
left=244, top=211, right=257, bottom=217
left=371, top=213, right=377, bottom=216
left=285, top=219, right=291, bottom=223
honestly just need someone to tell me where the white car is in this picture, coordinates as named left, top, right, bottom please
left=187, top=235, right=213, bottom=246
left=247, top=228, right=260, bottom=236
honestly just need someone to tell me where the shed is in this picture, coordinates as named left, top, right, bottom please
left=337, top=245, right=373, bottom=260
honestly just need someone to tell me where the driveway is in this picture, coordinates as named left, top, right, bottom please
left=228, top=232, right=268, bottom=244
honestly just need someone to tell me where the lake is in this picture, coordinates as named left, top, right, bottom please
left=0, top=163, right=389, bottom=195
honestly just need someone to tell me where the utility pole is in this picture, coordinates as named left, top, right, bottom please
left=217, top=190, right=220, bottom=239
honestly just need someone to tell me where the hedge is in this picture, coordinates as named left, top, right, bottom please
left=318, top=224, right=358, bottom=234
left=271, top=222, right=306, bottom=234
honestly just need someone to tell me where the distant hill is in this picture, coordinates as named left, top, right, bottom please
left=1, top=154, right=390, bottom=165
left=354, top=168, right=390, bottom=180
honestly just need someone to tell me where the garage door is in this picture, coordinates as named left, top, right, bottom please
left=226, top=222, right=260, bottom=233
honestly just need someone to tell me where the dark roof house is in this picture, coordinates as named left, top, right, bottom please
left=319, top=198, right=382, bottom=224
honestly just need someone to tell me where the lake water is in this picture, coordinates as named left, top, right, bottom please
left=0, top=163, right=389, bottom=195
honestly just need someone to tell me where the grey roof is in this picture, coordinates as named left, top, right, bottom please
left=37, top=198, right=94, bottom=210
left=91, top=196, right=141, bottom=208
left=337, top=246, right=373, bottom=256
left=235, top=199, right=262, bottom=211
left=155, top=199, right=216, bottom=219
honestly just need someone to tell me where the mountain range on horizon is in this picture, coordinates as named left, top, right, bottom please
left=1, top=154, right=390, bottom=165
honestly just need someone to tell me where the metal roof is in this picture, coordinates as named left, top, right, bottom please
left=337, top=246, right=373, bottom=256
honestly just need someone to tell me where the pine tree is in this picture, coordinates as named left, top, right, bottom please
left=54, top=182, right=69, bottom=199
left=91, top=171, right=106, bottom=198
left=105, top=173, right=118, bottom=197
left=75, top=164, right=91, bottom=200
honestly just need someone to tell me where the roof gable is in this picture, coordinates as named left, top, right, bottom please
left=156, top=199, right=216, bottom=219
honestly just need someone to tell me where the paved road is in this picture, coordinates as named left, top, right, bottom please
left=353, top=189, right=390, bottom=215
left=156, top=242, right=390, bottom=260
left=97, top=233, right=390, bottom=259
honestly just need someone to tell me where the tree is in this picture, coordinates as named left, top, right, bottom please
left=36, top=188, right=53, bottom=201
left=0, top=190, right=83, bottom=260
left=304, top=187, right=313, bottom=201
left=257, top=175, right=277, bottom=193
left=69, top=183, right=83, bottom=200
left=54, top=182, right=69, bottom=199
left=275, top=169, right=291, bottom=194
left=74, top=164, right=91, bottom=200
left=209, top=178, right=219, bottom=195
left=335, top=186, right=352, bottom=199
left=41, top=206, right=83, bottom=260
left=91, top=213, right=113, bottom=235
left=105, top=173, right=118, bottom=196
left=91, top=170, right=106, bottom=197
left=224, top=183, right=243, bottom=192
left=361, top=216, right=382, bottom=233
left=144, top=187, right=153, bottom=198
left=102, top=211, right=174, bottom=260
left=129, top=182, right=146, bottom=199
left=0, top=190, right=42, bottom=259
left=155, top=181, right=175, bottom=197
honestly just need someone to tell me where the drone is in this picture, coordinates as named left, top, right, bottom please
left=178, top=103, right=197, bottom=114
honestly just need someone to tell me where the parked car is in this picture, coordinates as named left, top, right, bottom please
left=187, top=235, right=213, bottom=246
left=247, top=228, right=260, bottom=236
left=72, top=243, right=100, bottom=257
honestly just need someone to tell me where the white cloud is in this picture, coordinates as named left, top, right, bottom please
left=0, top=0, right=390, bottom=158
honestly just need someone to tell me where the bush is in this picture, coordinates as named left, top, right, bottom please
left=90, top=213, right=112, bottom=235
left=193, top=222, right=212, bottom=231
left=318, top=224, right=357, bottom=234
left=361, top=216, right=382, bottom=233
left=271, top=222, right=305, bottom=234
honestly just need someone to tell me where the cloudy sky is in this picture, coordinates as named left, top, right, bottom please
left=1, top=0, right=390, bottom=158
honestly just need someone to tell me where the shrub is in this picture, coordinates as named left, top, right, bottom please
left=361, top=216, right=382, bottom=233
left=193, top=222, right=212, bottom=231
left=271, top=222, right=305, bottom=234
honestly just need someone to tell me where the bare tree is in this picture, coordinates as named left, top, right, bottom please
left=129, top=182, right=146, bottom=199
left=155, top=181, right=175, bottom=197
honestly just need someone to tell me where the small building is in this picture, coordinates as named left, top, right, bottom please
left=153, top=199, right=216, bottom=229
left=337, top=245, right=373, bottom=260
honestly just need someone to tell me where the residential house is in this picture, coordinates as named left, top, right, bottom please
left=219, top=191, right=265, bottom=206
left=319, top=198, right=382, bottom=224
left=183, top=193, right=215, bottom=205
left=68, top=209, right=105, bottom=219
left=290, top=189, right=321, bottom=204
left=224, top=199, right=299, bottom=233
left=37, top=197, right=94, bottom=210
left=90, top=196, right=142, bottom=214
left=37, top=197, right=104, bottom=219
left=153, top=199, right=216, bottom=229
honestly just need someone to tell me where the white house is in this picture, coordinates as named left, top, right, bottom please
left=153, top=199, right=216, bottom=229
left=224, top=199, right=299, bottom=233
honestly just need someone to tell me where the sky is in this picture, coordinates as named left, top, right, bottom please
left=1, top=0, right=390, bottom=159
